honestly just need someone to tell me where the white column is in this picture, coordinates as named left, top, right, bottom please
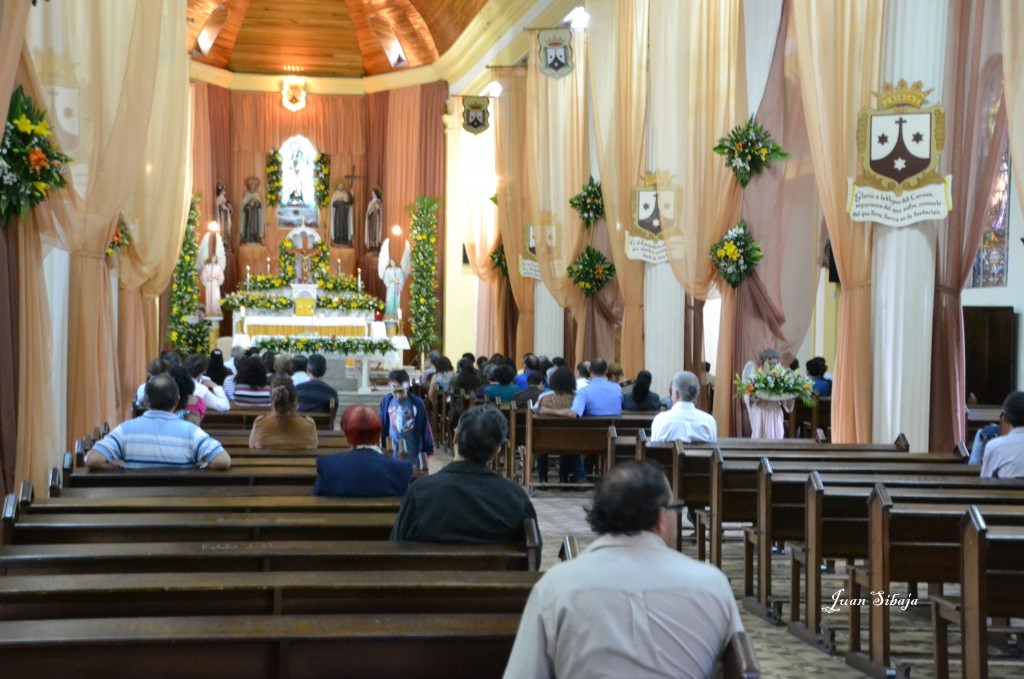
left=644, top=262, right=685, bottom=395
left=533, top=283, right=564, bottom=359
left=43, top=247, right=70, bottom=460
left=871, top=0, right=947, bottom=451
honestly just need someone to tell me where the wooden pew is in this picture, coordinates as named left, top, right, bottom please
left=64, top=464, right=319, bottom=489
left=931, top=507, right=1024, bottom=679
left=202, top=408, right=335, bottom=431
left=844, top=490, right=1024, bottom=677
left=0, top=612, right=520, bottom=679
left=0, top=570, right=541, bottom=620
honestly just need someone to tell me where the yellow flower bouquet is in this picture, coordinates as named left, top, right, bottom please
left=710, top=220, right=763, bottom=288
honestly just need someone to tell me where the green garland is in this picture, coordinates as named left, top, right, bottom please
left=253, top=337, right=394, bottom=356
left=568, top=176, right=604, bottom=227
left=710, top=220, right=763, bottom=288
left=490, top=244, right=508, bottom=277
left=408, top=196, right=441, bottom=352
left=713, top=116, right=789, bottom=187
left=316, top=292, right=384, bottom=312
left=244, top=274, right=289, bottom=291
left=106, top=214, right=131, bottom=259
left=313, top=152, right=331, bottom=207
left=219, top=292, right=293, bottom=313
left=265, top=148, right=283, bottom=207
left=567, top=246, right=616, bottom=297
left=167, top=195, right=210, bottom=355
left=1, top=86, right=72, bottom=228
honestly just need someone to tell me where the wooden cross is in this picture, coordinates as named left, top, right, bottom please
left=344, top=164, right=362, bottom=190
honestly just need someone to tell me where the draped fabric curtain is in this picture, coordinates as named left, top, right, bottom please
left=1002, top=1, right=1024, bottom=212
left=118, top=2, right=191, bottom=422
left=452, top=98, right=501, bottom=356
left=650, top=0, right=746, bottom=433
left=587, top=0, right=648, bottom=375
left=525, top=29, right=589, bottom=359
left=733, top=0, right=822, bottom=436
left=416, top=80, right=448, bottom=351
left=191, top=83, right=215, bottom=238
left=493, top=66, right=535, bottom=358
left=930, top=0, right=1008, bottom=451
left=22, top=1, right=167, bottom=465
left=792, top=0, right=884, bottom=443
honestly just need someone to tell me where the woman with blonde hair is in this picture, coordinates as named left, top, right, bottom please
left=249, top=375, right=318, bottom=449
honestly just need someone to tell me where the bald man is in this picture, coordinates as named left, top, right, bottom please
left=650, top=371, right=717, bottom=443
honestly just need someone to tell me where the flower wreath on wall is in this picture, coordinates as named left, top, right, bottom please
left=710, top=220, right=763, bottom=288
left=265, top=148, right=283, bottom=207
left=409, top=196, right=441, bottom=353
left=167, top=195, right=211, bottom=355
left=313, top=152, right=331, bottom=208
left=106, top=214, right=131, bottom=259
left=567, top=246, right=616, bottom=297
left=713, top=116, right=788, bottom=187
left=1, top=86, right=71, bottom=228
left=568, top=176, right=604, bottom=227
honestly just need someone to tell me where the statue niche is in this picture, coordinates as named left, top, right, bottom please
left=277, top=134, right=319, bottom=230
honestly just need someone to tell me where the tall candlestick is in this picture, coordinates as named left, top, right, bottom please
left=246, top=265, right=251, bottom=287
left=266, top=256, right=271, bottom=274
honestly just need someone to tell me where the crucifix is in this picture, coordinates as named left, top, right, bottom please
left=291, top=229, right=319, bottom=285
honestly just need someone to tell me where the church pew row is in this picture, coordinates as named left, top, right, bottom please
left=931, top=508, right=1024, bottom=679
left=62, top=462, right=319, bottom=490
left=702, top=450, right=974, bottom=567
left=844, top=492, right=1024, bottom=678
left=521, top=410, right=657, bottom=491
left=184, top=408, right=335, bottom=431
left=784, top=475, right=1024, bottom=652
left=0, top=613, right=519, bottom=679
left=0, top=570, right=541, bottom=621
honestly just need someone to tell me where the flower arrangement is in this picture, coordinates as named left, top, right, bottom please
left=277, top=239, right=297, bottom=280
left=713, top=116, right=788, bottom=187
left=310, top=239, right=332, bottom=283
left=106, top=214, right=131, bottom=259
left=733, top=365, right=816, bottom=406
left=253, top=336, right=394, bottom=357
left=313, top=152, right=331, bottom=207
left=244, top=274, right=288, bottom=291
left=318, top=273, right=359, bottom=293
left=1, top=86, right=71, bottom=228
left=317, top=292, right=384, bottom=313
left=408, top=196, right=441, bottom=353
left=568, top=176, right=604, bottom=227
left=490, top=244, right=508, bottom=277
left=567, top=246, right=616, bottom=297
left=265, top=148, right=283, bottom=207
left=166, top=195, right=211, bottom=355
left=710, top=220, right=763, bottom=288
left=219, top=291, right=294, bottom=313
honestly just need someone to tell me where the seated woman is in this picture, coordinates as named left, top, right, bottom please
left=249, top=375, right=318, bottom=449
left=427, top=355, right=454, bottom=403
left=313, top=404, right=413, bottom=497
left=621, top=370, right=661, bottom=412
left=233, top=355, right=272, bottom=407
left=206, top=348, right=229, bottom=386
left=536, top=365, right=580, bottom=484
left=168, top=366, right=206, bottom=425
left=483, top=364, right=521, bottom=404
left=745, top=348, right=794, bottom=440
left=805, top=356, right=832, bottom=397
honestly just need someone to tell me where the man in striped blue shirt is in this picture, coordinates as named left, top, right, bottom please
left=84, top=375, right=231, bottom=470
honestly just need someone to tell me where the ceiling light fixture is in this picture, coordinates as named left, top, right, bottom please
left=566, top=6, right=589, bottom=30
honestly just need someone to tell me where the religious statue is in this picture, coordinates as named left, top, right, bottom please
left=365, top=186, right=383, bottom=251
left=240, top=176, right=264, bottom=244
left=330, top=181, right=355, bottom=246
left=378, top=236, right=410, bottom=319
left=197, top=224, right=226, bottom=316
left=286, top=145, right=307, bottom=205
left=214, top=182, right=233, bottom=244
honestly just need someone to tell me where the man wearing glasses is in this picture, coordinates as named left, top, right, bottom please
left=980, top=391, right=1024, bottom=478
left=504, top=460, right=743, bottom=678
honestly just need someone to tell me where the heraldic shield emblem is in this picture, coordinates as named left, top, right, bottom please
left=462, top=97, right=489, bottom=135
left=538, top=29, right=573, bottom=79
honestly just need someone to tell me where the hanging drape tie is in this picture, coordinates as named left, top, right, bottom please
left=935, top=285, right=960, bottom=297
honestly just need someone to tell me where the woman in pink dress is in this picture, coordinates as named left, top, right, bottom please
left=744, top=348, right=794, bottom=440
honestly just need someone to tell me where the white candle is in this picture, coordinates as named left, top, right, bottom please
left=398, top=307, right=402, bottom=321
left=266, top=256, right=271, bottom=274
left=246, top=265, right=251, bottom=287
left=358, top=268, right=362, bottom=292
left=336, top=258, right=341, bottom=275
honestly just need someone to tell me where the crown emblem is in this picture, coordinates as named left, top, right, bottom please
left=874, top=79, right=931, bottom=110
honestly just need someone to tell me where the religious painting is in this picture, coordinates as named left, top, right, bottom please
left=538, top=29, right=573, bottom=79
left=848, top=80, right=951, bottom=228
left=462, top=96, right=490, bottom=135
left=277, top=135, right=320, bottom=228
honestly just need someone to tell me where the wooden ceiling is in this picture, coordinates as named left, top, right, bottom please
left=187, top=0, right=490, bottom=78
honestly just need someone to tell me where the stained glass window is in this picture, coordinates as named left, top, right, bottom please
left=968, top=148, right=1010, bottom=288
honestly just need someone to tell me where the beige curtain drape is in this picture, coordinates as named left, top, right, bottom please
left=525, top=29, right=589, bottom=359
left=793, top=0, right=884, bottom=443
left=1003, top=0, right=1024, bottom=214
left=587, top=0, right=648, bottom=376
left=493, top=66, right=535, bottom=358
left=118, top=1, right=191, bottom=422
left=651, top=0, right=747, bottom=432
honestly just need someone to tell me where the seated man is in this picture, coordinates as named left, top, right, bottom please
left=313, top=404, right=413, bottom=497
left=541, top=358, right=621, bottom=419
left=390, top=405, right=539, bottom=547
left=980, top=391, right=1024, bottom=478
left=806, top=356, right=832, bottom=397
left=650, top=370, right=718, bottom=443
left=296, top=353, right=339, bottom=421
left=84, top=375, right=230, bottom=470
left=504, top=460, right=743, bottom=678
left=513, top=370, right=546, bottom=408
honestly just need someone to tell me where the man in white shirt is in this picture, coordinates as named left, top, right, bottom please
left=980, top=391, right=1024, bottom=479
left=650, top=370, right=717, bottom=443
left=185, top=354, right=230, bottom=412
left=504, top=460, right=744, bottom=679
left=290, top=355, right=311, bottom=387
